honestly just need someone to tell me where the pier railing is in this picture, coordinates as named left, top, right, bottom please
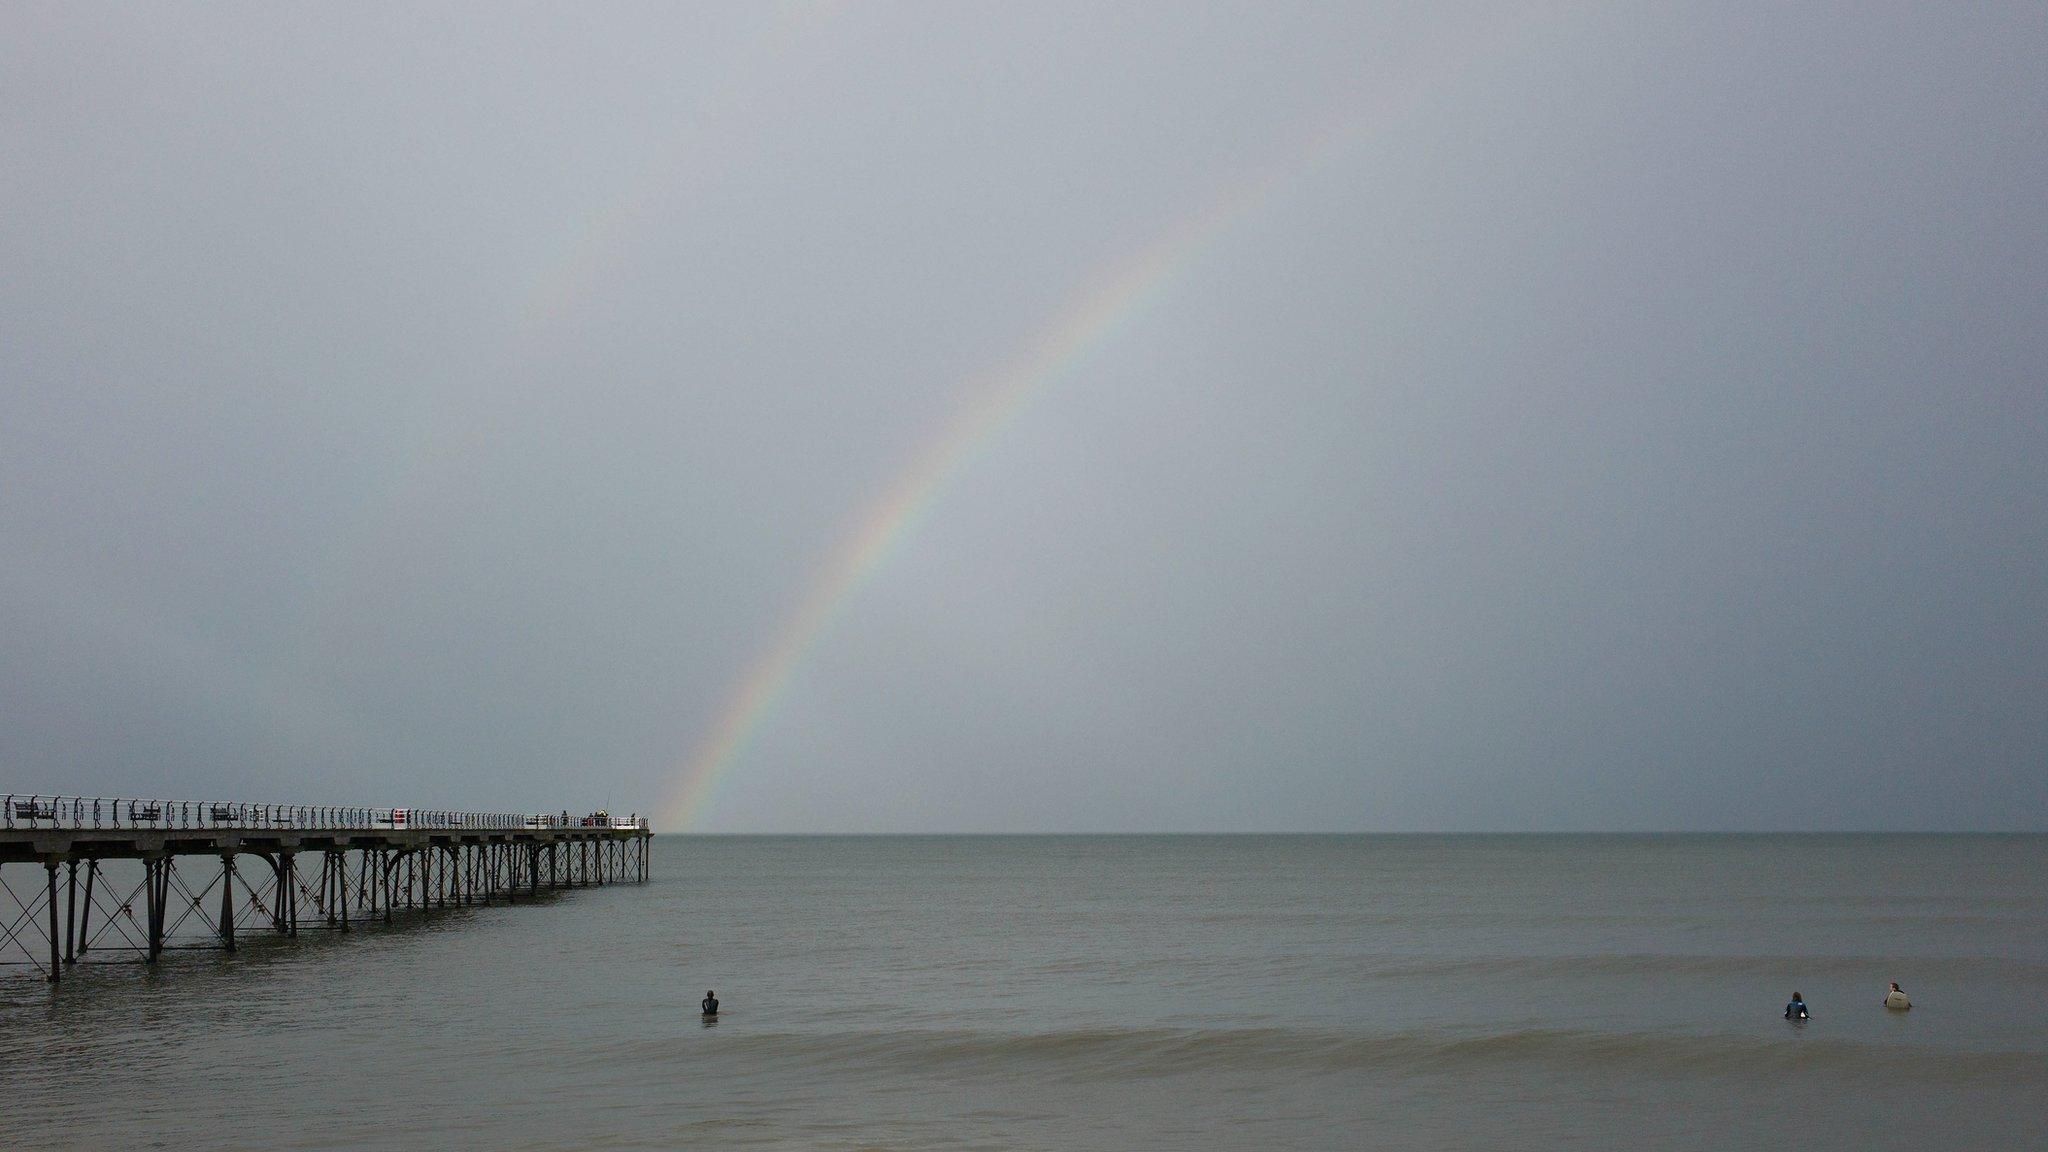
left=3, top=795, right=649, bottom=833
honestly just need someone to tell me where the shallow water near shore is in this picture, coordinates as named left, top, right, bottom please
left=3, top=834, right=2043, bottom=1150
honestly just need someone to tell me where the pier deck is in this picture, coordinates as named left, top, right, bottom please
left=1, top=795, right=653, bottom=982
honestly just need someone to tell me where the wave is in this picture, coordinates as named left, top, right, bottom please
left=996, top=950, right=2048, bottom=986
left=1353, top=953, right=2048, bottom=983
left=679, top=1026, right=2048, bottom=1084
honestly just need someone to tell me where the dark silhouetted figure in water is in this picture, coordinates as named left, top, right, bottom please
left=1785, top=992, right=1808, bottom=1019
left=701, top=991, right=719, bottom=1016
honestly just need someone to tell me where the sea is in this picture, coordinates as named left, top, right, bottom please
left=2, top=834, right=2043, bottom=1150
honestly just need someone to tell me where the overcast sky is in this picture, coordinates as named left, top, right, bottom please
left=3, top=2, right=2043, bottom=831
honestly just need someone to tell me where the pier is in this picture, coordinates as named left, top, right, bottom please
left=0, top=794, right=653, bottom=982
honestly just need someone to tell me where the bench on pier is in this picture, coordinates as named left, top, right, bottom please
left=128, top=803, right=162, bottom=823
left=209, top=805, right=238, bottom=823
left=13, top=801, right=56, bottom=822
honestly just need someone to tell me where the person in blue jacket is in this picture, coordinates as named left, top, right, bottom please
left=1785, top=991, right=1809, bottom=1019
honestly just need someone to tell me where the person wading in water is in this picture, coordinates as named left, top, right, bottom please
left=701, top=990, right=719, bottom=1016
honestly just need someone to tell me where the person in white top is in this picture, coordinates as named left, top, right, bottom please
left=1883, top=982, right=1911, bottom=1010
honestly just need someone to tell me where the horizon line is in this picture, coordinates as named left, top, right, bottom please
left=638, top=828, right=2047, bottom=837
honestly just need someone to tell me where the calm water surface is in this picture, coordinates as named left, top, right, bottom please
left=3, top=835, right=2043, bottom=1149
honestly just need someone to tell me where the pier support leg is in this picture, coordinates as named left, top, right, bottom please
left=269, top=858, right=286, bottom=933
left=282, top=853, right=299, bottom=936
left=144, top=860, right=154, bottom=961
left=157, top=858, right=172, bottom=960
left=143, top=858, right=155, bottom=963
left=337, top=852, right=349, bottom=933
left=219, top=852, right=237, bottom=952
left=144, top=857, right=164, bottom=963
left=45, top=860, right=60, bottom=982
left=77, top=859, right=96, bottom=957
left=64, top=858, right=78, bottom=963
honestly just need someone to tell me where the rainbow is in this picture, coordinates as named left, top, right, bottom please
left=521, top=1, right=848, bottom=334
left=658, top=14, right=1553, bottom=828
left=301, top=2, right=850, bottom=645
